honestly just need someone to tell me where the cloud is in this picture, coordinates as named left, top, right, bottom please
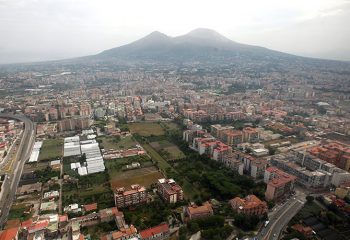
left=0, top=0, right=349, bottom=63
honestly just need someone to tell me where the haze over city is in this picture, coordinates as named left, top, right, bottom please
left=0, top=0, right=350, bottom=63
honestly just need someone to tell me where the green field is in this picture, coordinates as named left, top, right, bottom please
left=62, top=186, right=114, bottom=210
left=39, top=139, right=63, bottom=161
left=129, top=122, right=165, bottom=136
left=109, top=166, right=164, bottom=189
left=142, top=144, right=172, bottom=172
left=98, top=135, right=137, bottom=150
left=81, top=221, right=116, bottom=239
left=62, top=172, right=114, bottom=209
left=160, top=122, right=181, bottom=131
left=8, top=203, right=32, bottom=221
left=150, top=140, right=186, bottom=161
left=105, top=155, right=153, bottom=177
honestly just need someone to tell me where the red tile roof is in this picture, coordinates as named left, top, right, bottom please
left=140, top=223, right=169, bottom=238
left=83, top=203, right=97, bottom=212
left=21, top=219, right=33, bottom=228
left=27, top=220, right=49, bottom=233
left=0, top=227, right=19, bottom=240
left=59, top=215, right=68, bottom=222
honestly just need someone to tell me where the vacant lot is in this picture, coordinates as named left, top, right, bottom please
left=62, top=185, right=114, bottom=210
left=8, top=203, right=32, bottom=221
left=23, top=161, right=49, bottom=173
left=39, top=139, right=63, bottom=161
left=142, top=144, right=172, bottom=172
left=150, top=140, right=185, bottom=161
left=62, top=172, right=114, bottom=209
left=105, top=155, right=153, bottom=177
left=161, top=122, right=181, bottom=131
left=110, top=166, right=164, bottom=189
left=98, top=135, right=137, bottom=150
left=128, top=122, right=165, bottom=136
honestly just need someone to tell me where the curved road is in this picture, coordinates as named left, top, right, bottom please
left=256, top=193, right=305, bottom=240
left=0, top=114, right=35, bottom=229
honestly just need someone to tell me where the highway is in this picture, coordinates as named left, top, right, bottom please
left=256, top=193, right=306, bottom=240
left=0, top=114, right=35, bottom=229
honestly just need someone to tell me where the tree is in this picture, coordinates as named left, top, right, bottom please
left=234, top=214, right=259, bottom=231
left=267, top=201, right=275, bottom=209
left=306, top=195, right=314, bottom=204
left=187, top=222, right=200, bottom=234
left=317, top=106, right=327, bottom=115
left=268, top=146, right=276, bottom=155
left=344, top=196, right=350, bottom=204
left=80, top=153, right=86, bottom=161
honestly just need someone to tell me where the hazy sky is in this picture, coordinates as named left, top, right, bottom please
left=0, top=0, right=349, bottom=64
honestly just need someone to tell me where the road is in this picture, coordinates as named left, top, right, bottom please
left=256, top=193, right=305, bottom=240
left=0, top=114, right=35, bottom=229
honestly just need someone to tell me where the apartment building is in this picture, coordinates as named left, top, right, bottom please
left=212, top=142, right=232, bottom=161
left=221, top=130, right=244, bottom=146
left=265, top=170, right=296, bottom=201
left=283, top=150, right=350, bottom=187
left=191, top=137, right=232, bottom=161
left=240, top=153, right=267, bottom=180
left=243, top=127, right=260, bottom=142
left=157, top=178, right=183, bottom=203
left=57, top=117, right=91, bottom=132
left=229, top=195, right=267, bottom=217
left=182, top=129, right=208, bottom=143
left=114, top=184, right=147, bottom=208
left=308, top=142, right=350, bottom=171
left=221, top=152, right=244, bottom=175
left=270, top=154, right=329, bottom=188
left=210, top=124, right=234, bottom=139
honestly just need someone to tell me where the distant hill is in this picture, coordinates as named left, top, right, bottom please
left=95, top=28, right=298, bottom=63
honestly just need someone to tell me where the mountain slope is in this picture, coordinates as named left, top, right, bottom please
left=96, top=28, right=299, bottom=63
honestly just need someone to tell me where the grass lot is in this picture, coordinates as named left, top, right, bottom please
left=160, top=122, right=181, bottom=131
left=97, top=135, right=138, bottom=151
left=23, top=161, right=49, bottom=173
left=81, top=221, right=116, bottom=239
left=142, top=144, right=172, bottom=172
left=38, top=139, right=63, bottom=161
left=105, top=155, right=153, bottom=177
left=62, top=172, right=114, bottom=209
left=62, top=187, right=114, bottom=210
left=123, top=198, right=172, bottom=230
left=8, top=203, right=32, bottom=221
left=150, top=140, right=185, bottom=161
left=110, top=166, right=164, bottom=189
left=129, top=122, right=165, bottom=136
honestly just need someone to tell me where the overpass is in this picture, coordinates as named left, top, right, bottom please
left=0, top=114, right=35, bottom=229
